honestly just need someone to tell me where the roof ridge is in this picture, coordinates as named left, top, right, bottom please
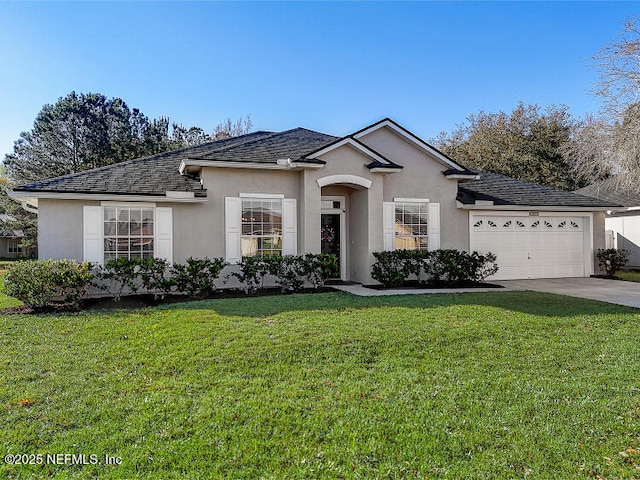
left=191, top=127, right=337, bottom=160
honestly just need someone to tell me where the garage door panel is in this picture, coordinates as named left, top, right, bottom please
left=471, top=215, right=586, bottom=280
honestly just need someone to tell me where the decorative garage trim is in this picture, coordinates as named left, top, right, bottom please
left=317, top=175, right=372, bottom=189
left=469, top=211, right=594, bottom=280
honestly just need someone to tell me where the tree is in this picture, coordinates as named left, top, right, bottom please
left=213, top=115, right=253, bottom=139
left=568, top=16, right=640, bottom=191
left=1, top=91, right=253, bottom=249
left=433, top=102, right=585, bottom=190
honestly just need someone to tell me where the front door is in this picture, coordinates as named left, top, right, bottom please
left=321, top=213, right=341, bottom=278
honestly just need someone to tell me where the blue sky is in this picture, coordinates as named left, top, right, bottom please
left=0, top=1, right=637, bottom=160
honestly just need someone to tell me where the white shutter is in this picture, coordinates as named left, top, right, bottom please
left=428, top=202, right=441, bottom=250
left=225, top=197, right=242, bottom=263
left=83, top=205, right=103, bottom=263
left=383, top=202, right=395, bottom=251
left=155, top=207, right=173, bottom=263
left=282, top=198, right=297, bottom=256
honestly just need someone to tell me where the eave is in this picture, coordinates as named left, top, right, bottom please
left=180, top=158, right=325, bottom=174
left=456, top=201, right=613, bottom=212
left=9, top=189, right=209, bottom=208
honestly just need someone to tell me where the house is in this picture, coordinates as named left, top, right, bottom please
left=9, top=118, right=618, bottom=283
left=576, top=177, right=640, bottom=269
left=0, top=214, right=30, bottom=259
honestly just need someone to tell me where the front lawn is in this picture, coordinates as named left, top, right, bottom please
left=616, top=270, right=640, bottom=283
left=1, top=291, right=640, bottom=478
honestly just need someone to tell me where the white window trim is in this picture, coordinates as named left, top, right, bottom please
left=239, top=193, right=285, bottom=199
left=85, top=203, right=173, bottom=265
left=101, top=201, right=157, bottom=207
left=394, top=197, right=429, bottom=203
left=384, top=200, right=440, bottom=252
left=102, top=205, right=157, bottom=262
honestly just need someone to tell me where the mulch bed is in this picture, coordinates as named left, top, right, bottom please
left=364, top=280, right=503, bottom=290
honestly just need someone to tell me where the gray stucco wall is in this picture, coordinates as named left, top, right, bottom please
left=38, top=199, right=88, bottom=260
left=358, top=127, right=470, bottom=251
left=593, top=211, right=606, bottom=274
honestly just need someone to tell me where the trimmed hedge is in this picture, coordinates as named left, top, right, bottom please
left=88, top=253, right=340, bottom=300
left=4, top=259, right=93, bottom=310
left=371, top=249, right=499, bottom=288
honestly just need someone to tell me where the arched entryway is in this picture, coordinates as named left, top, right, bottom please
left=317, top=174, right=373, bottom=282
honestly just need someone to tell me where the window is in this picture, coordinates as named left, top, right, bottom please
left=394, top=201, right=428, bottom=250
left=7, top=239, right=21, bottom=254
left=241, top=198, right=282, bottom=257
left=103, top=206, right=154, bottom=261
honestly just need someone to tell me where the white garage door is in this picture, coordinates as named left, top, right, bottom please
left=470, top=215, right=587, bottom=280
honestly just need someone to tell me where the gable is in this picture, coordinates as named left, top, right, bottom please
left=352, top=119, right=467, bottom=171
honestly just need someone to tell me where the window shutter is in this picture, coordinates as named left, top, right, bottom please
left=225, top=197, right=242, bottom=263
left=155, top=207, right=173, bottom=263
left=428, top=202, right=440, bottom=251
left=282, top=198, right=297, bottom=256
left=383, top=202, right=395, bottom=251
left=83, top=205, right=103, bottom=263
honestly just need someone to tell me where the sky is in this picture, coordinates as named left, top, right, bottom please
left=0, top=1, right=638, bottom=160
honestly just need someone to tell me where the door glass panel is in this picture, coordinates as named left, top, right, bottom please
left=321, top=213, right=341, bottom=278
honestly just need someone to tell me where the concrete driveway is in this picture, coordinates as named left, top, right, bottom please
left=497, top=277, right=640, bottom=309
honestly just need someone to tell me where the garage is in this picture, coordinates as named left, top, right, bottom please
left=469, top=213, right=591, bottom=280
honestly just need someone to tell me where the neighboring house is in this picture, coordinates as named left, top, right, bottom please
left=576, top=178, right=640, bottom=269
left=0, top=214, right=28, bottom=259
left=9, top=118, right=618, bottom=282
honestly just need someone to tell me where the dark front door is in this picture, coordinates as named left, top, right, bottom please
left=321, top=213, right=341, bottom=278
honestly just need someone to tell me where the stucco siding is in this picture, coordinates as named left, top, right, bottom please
left=357, top=126, right=470, bottom=251
left=38, top=199, right=87, bottom=260
left=195, top=167, right=300, bottom=261
left=605, top=213, right=640, bottom=269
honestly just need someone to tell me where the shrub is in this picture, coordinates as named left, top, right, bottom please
left=94, top=258, right=141, bottom=301
left=267, top=255, right=306, bottom=293
left=171, top=257, right=227, bottom=298
left=137, top=258, right=173, bottom=299
left=371, top=249, right=499, bottom=287
left=300, top=253, right=339, bottom=289
left=227, top=253, right=339, bottom=294
left=4, top=259, right=93, bottom=310
left=596, top=248, right=630, bottom=278
left=424, top=249, right=499, bottom=285
left=227, top=256, right=272, bottom=294
left=371, top=250, right=413, bottom=287
left=467, top=251, right=499, bottom=283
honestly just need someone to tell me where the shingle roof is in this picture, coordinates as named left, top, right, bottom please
left=192, top=128, right=338, bottom=163
left=13, top=129, right=336, bottom=196
left=12, top=121, right=621, bottom=211
left=458, top=171, right=621, bottom=208
left=574, top=177, right=640, bottom=207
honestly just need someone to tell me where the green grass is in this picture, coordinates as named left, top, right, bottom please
left=616, top=270, right=640, bottom=283
left=2, top=291, right=640, bottom=478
